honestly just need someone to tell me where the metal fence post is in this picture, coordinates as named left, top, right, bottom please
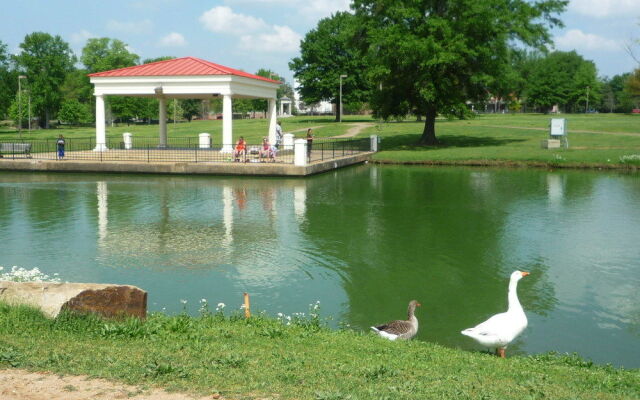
left=147, top=144, right=150, bottom=163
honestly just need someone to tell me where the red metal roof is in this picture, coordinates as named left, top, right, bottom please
left=88, top=57, right=281, bottom=83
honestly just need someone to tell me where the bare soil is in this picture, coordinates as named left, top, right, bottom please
left=0, top=369, right=219, bottom=400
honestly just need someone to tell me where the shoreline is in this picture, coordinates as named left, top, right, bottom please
left=371, top=158, right=640, bottom=171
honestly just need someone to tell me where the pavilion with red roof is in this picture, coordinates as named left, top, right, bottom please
left=88, top=57, right=281, bottom=152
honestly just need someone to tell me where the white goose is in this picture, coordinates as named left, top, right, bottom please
left=371, top=300, right=421, bottom=340
left=461, top=270, right=530, bottom=357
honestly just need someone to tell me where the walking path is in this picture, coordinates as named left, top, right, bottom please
left=0, top=369, right=218, bottom=400
left=287, top=122, right=374, bottom=138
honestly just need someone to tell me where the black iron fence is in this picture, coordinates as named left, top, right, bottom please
left=0, top=137, right=372, bottom=164
left=310, top=137, right=371, bottom=162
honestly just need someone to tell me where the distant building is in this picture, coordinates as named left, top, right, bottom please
left=293, top=80, right=334, bottom=115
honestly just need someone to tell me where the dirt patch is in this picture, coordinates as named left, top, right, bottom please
left=0, top=369, right=218, bottom=400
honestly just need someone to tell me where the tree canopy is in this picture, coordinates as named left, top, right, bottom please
left=15, top=32, right=76, bottom=128
left=289, top=11, right=371, bottom=121
left=350, top=0, right=566, bottom=144
left=81, top=38, right=139, bottom=73
left=525, top=51, right=600, bottom=113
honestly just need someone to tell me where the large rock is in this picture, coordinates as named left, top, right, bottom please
left=0, top=282, right=147, bottom=319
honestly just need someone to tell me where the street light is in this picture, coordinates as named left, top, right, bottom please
left=339, top=74, right=347, bottom=123
left=18, top=75, right=27, bottom=139
left=585, top=85, right=590, bottom=113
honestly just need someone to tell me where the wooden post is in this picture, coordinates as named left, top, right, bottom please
left=243, top=292, right=251, bottom=318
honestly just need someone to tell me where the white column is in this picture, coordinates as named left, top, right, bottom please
left=94, top=95, right=108, bottom=151
left=199, top=133, right=211, bottom=149
left=279, top=100, right=283, bottom=116
left=294, top=138, right=307, bottom=166
left=221, top=94, right=233, bottom=153
left=159, top=97, right=168, bottom=148
left=123, top=132, right=132, bottom=150
left=268, top=98, right=277, bottom=145
left=370, top=135, right=378, bottom=152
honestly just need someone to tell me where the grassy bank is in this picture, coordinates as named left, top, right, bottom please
left=371, top=114, right=640, bottom=168
left=1, top=303, right=638, bottom=399
left=3, top=113, right=640, bottom=169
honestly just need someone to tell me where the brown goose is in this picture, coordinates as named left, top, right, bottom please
left=371, top=300, right=421, bottom=340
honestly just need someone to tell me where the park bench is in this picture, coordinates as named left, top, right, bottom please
left=0, top=143, right=32, bottom=158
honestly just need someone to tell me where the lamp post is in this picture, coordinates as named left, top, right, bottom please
left=339, top=74, right=347, bottom=123
left=18, top=75, right=27, bottom=139
left=585, top=85, right=590, bottom=113
left=27, top=91, right=31, bottom=132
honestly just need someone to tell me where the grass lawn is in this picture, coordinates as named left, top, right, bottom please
left=2, top=113, right=640, bottom=167
left=1, top=303, right=638, bottom=400
left=368, top=114, right=640, bottom=167
left=0, top=116, right=370, bottom=144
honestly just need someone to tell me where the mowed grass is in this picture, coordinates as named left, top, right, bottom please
left=1, top=303, right=638, bottom=400
left=2, top=113, right=640, bottom=167
left=0, top=116, right=369, bottom=144
left=368, top=114, right=640, bottom=167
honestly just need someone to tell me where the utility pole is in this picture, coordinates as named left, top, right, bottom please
left=339, top=74, right=347, bottom=122
left=17, top=75, right=27, bottom=140
left=585, top=85, right=590, bottom=113
left=27, top=90, right=31, bottom=131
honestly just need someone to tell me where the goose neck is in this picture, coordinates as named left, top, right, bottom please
left=507, top=279, right=523, bottom=313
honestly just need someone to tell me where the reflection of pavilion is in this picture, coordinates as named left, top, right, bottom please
left=94, top=178, right=308, bottom=277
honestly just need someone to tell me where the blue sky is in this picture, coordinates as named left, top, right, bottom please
left=1, top=0, right=638, bottom=84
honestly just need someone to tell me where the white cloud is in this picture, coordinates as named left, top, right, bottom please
left=569, top=0, right=638, bottom=18
left=199, top=6, right=301, bottom=54
left=70, top=30, right=95, bottom=44
left=240, top=25, right=302, bottom=53
left=158, top=32, right=187, bottom=47
left=298, top=0, right=351, bottom=19
left=222, top=0, right=350, bottom=19
left=555, top=29, right=620, bottom=52
left=199, top=6, right=268, bottom=35
left=106, top=19, right=153, bottom=34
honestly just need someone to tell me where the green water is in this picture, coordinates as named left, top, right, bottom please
left=1, top=166, right=639, bottom=368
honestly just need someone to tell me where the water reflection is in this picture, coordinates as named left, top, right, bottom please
left=0, top=168, right=639, bottom=367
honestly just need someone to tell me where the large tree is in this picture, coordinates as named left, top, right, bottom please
left=526, top=51, right=600, bottom=113
left=0, top=40, right=18, bottom=119
left=290, top=11, right=372, bottom=121
left=81, top=38, right=139, bottom=73
left=81, top=38, right=140, bottom=123
left=15, top=32, right=76, bottom=128
left=352, top=0, right=566, bottom=144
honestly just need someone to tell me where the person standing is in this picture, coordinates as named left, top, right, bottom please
left=306, top=128, right=314, bottom=160
left=56, top=135, right=65, bottom=160
left=275, top=121, right=283, bottom=148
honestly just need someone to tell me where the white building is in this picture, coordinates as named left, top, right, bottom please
left=293, top=80, right=334, bottom=115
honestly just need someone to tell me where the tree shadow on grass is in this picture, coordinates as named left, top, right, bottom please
left=380, top=134, right=526, bottom=151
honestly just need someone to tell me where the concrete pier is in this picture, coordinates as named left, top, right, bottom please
left=0, top=152, right=373, bottom=177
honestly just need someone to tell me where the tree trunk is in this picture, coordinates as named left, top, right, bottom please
left=335, top=102, right=340, bottom=122
left=418, top=106, right=438, bottom=145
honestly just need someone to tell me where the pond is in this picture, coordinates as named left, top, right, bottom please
left=0, top=166, right=639, bottom=368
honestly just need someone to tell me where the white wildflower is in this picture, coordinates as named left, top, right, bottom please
left=180, top=299, right=188, bottom=304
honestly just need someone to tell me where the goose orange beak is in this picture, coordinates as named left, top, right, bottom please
left=521, top=271, right=530, bottom=277
left=417, top=302, right=422, bottom=307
